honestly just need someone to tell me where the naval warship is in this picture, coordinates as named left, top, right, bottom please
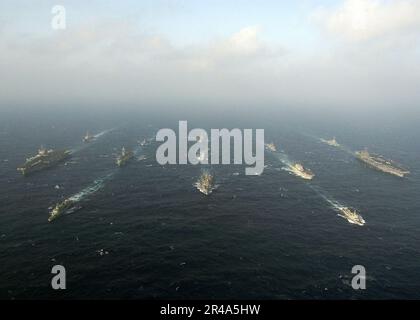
left=337, top=207, right=365, bottom=226
left=320, top=137, right=340, bottom=147
left=83, top=131, right=94, bottom=143
left=116, top=147, right=134, bottom=167
left=289, top=163, right=314, bottom=180
left=265, top=142, right=277, bottom=152
left=48, top=198, right=76, bottom=222
left=17, top=147, right=71, bottom=176
left=195, top=171, right=215, bottom=195
left=355, top=149, right=409, bottom=178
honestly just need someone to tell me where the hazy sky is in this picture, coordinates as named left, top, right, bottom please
left=1, top=0, right=420, bottom=113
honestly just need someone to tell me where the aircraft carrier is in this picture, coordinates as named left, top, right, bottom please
left=17, top=147, right=71, bottom=176
left=355, top=149, right=409, bottom=178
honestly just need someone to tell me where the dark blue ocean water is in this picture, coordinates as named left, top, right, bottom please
left=0, top=110, right=419, bottom=299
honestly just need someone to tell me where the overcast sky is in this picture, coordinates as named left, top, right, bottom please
left=1, top=0, right=420, bottom=113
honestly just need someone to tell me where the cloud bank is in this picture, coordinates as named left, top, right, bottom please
left=313, top=0, right=420, bottom=42
left=1, top=0, right=420, bottom=115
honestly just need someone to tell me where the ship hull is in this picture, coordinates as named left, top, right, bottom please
left=338, top=214, right=365, bottom=226
left=116, top=155, right=133, bottom=167
left=289, top=168, right=314, bottom=180
left=355, top=156, right=407, bottom=178
left=196, top=184, right=214, bottom=195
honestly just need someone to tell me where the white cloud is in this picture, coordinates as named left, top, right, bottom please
left=1, top=16, right=420, bottom=113
left=0, top=22, right=285, bottom=107
left=313, top=0, right=420, bottom=42
left=221, top=26, right=263, bottom=56
left=183, top=26, right=283, bottom=71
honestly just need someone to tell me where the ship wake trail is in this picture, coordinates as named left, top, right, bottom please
left=307, top=183, right=343, bottom=212
left=309, top=133, right=355, bottom=156
left=49, top=171, right=117, bottom=221
left=272, top=151, right=293, bottom=170
left=335, top=144, right=355, bottom=156
left=271, top=151, right=310, bottom=177
left=94, top=128, right=115, bottom=139
left=68, top=172, right=115, bottom=203
left=70, top=137, right=149, bottom=204
left=268, top=148, right=364, bottom=225
left=70, top=128, right=116, bottom=154
left=307, top=183, right=365, bottom=225
left=49, top=140, right=148, bottom=221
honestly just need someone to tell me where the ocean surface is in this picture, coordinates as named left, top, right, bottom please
left=1, top=110, right=419, bottom=299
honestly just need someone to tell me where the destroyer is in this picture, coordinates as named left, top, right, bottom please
left=289, top=163, right=314, bottom=180
left=195, top=171, right=215, bottom=195
left=355, top=149, right=409, bottom=178
left=83, top=131, right=94, bottom=143
left=265, top=142, right=277, bottom=152
left=116, top=147, right=134, bottom=167
left=17, top=147, right=71, bottom=176
left=337, top=207, right=365, bottom=226
left=321, top=137, right=340, bottom=147
left=48, top=198, right=76, bottom=222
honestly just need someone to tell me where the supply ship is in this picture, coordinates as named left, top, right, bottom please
left=17, top=147, right=71, bottom=176
left=195, top=171, right=215, bottom=195
left=355, top=149, right=409, bottom=178
left=116, top=147, right=134, bottom=167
